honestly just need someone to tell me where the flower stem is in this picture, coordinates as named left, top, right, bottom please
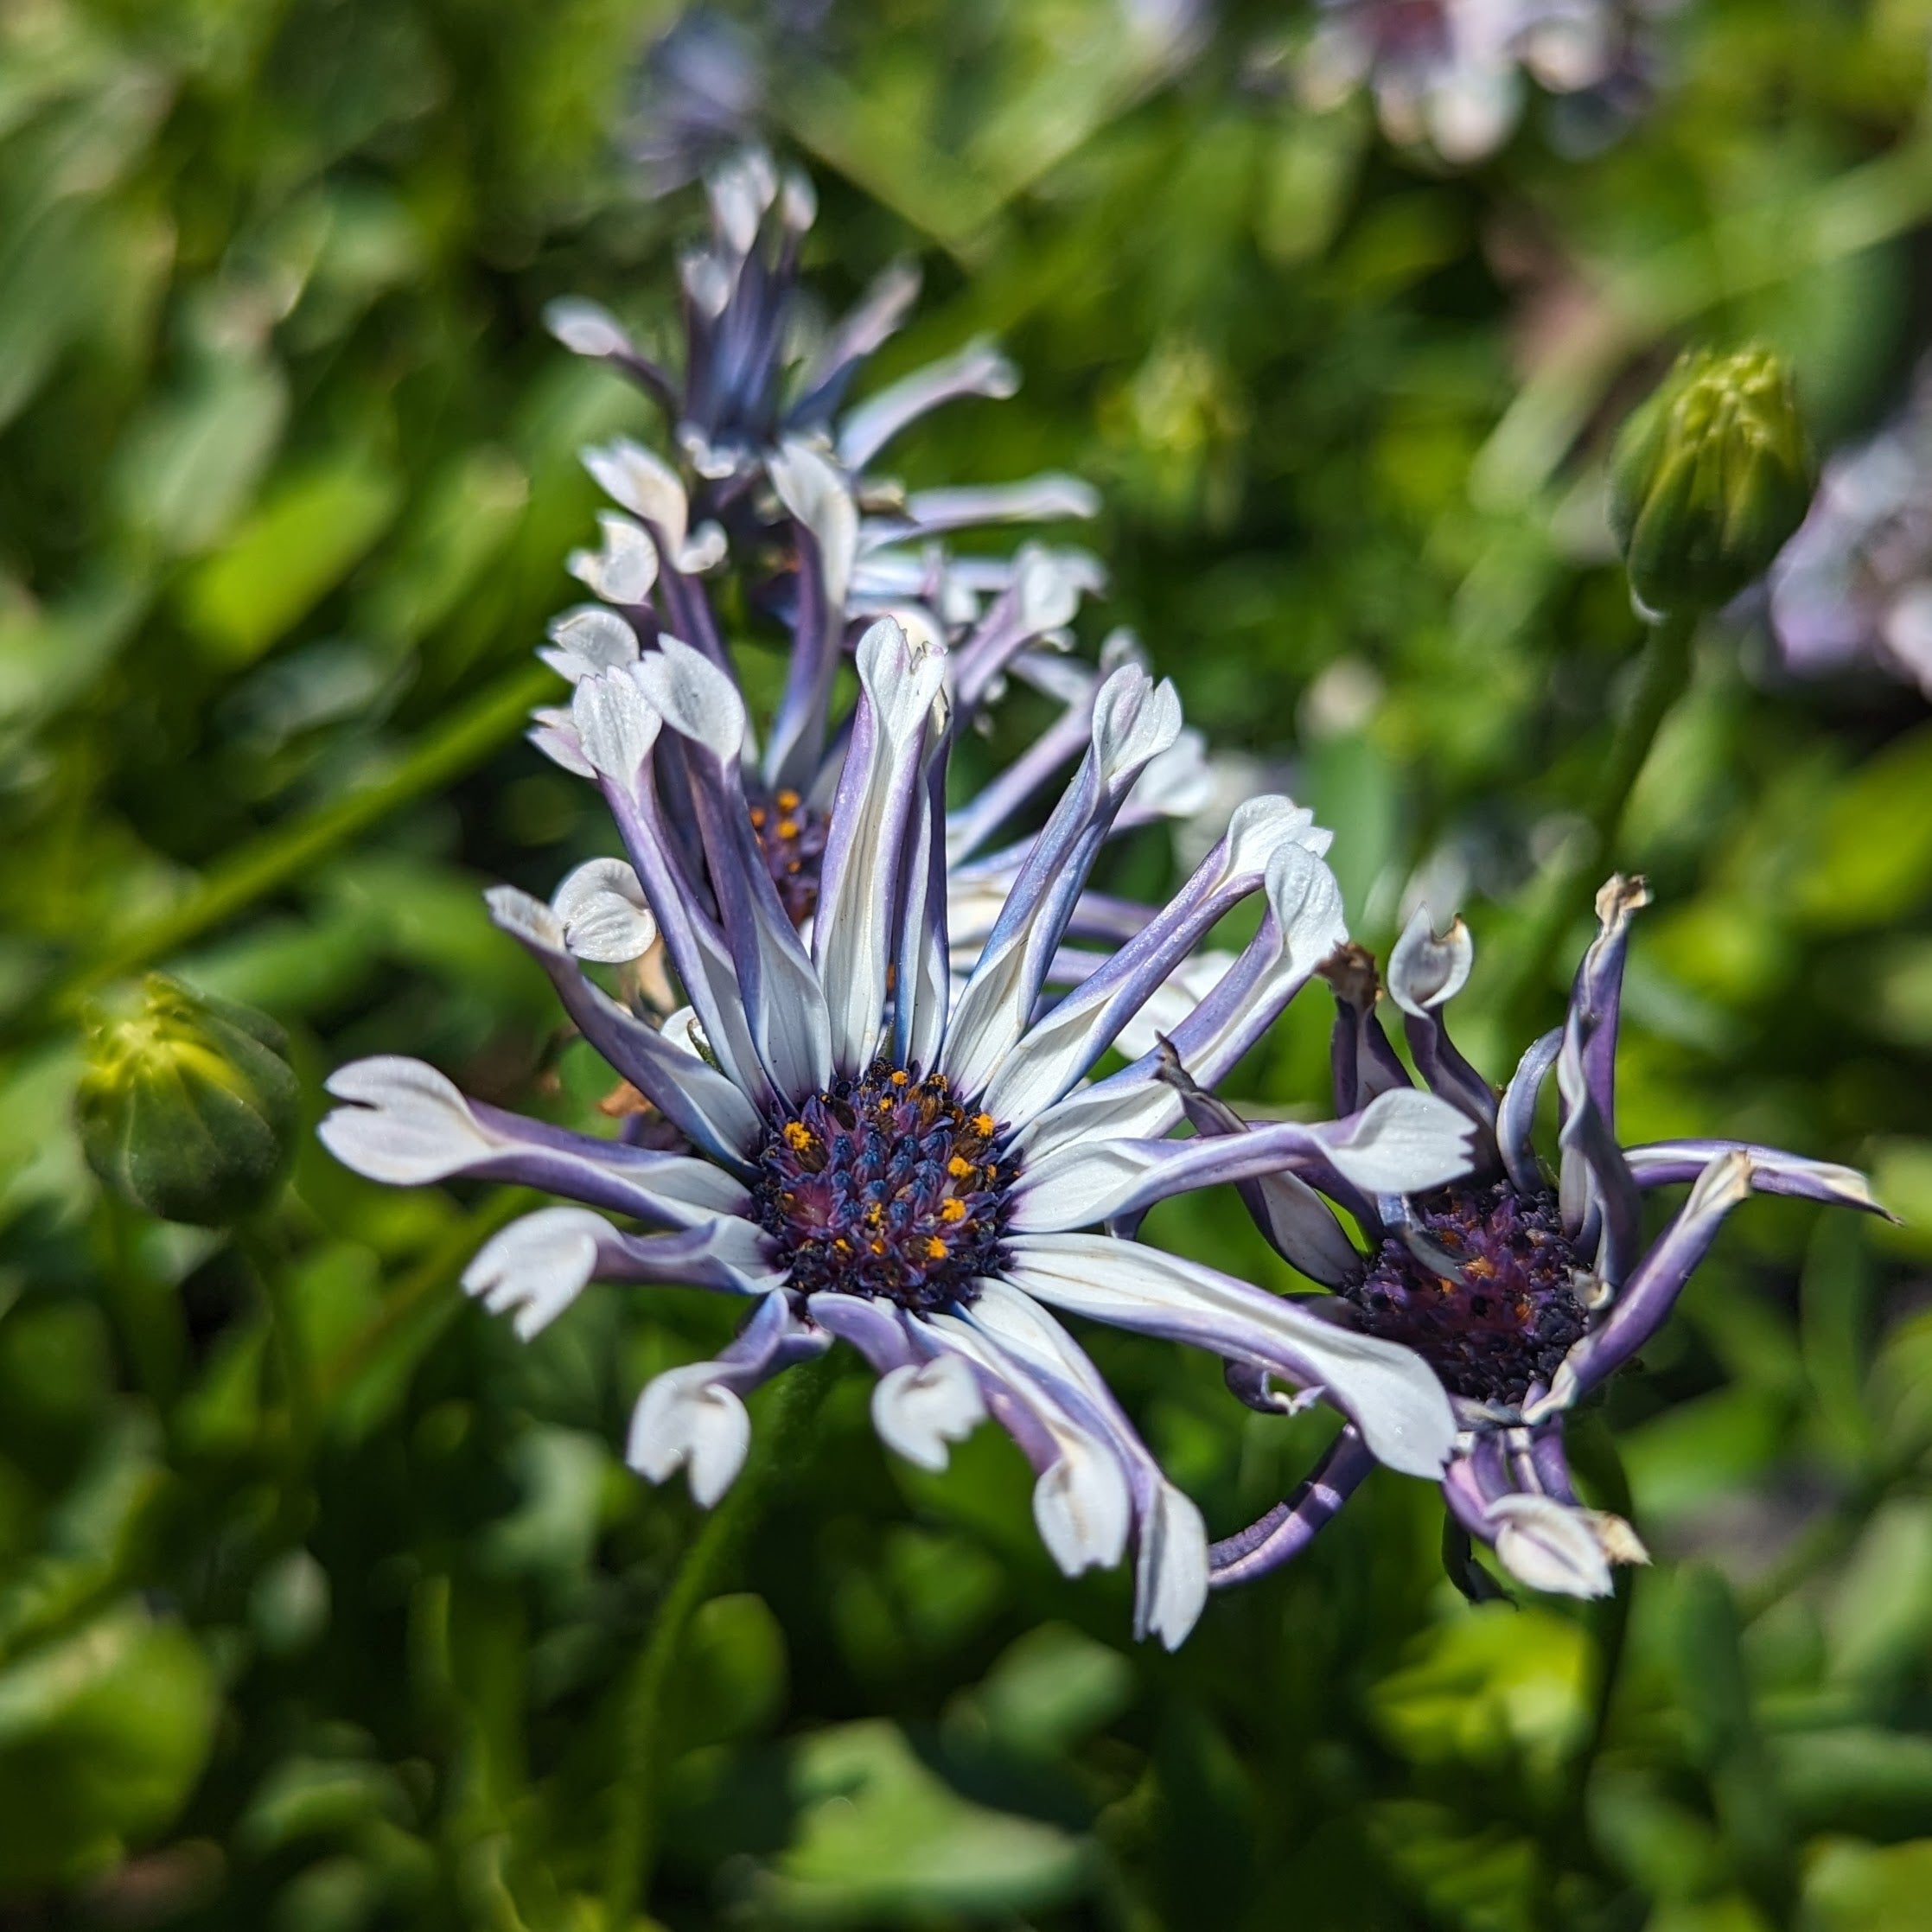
left=600, top=1350, right=839, bottom=1927
left=1497, top=606, right=1698, bottom=1029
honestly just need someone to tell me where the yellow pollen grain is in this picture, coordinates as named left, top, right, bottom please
left=833, top=1237, right=851, bottom=1253
left=776, top=788, right=800, bottom=812
left=782, top=1121, right=815, bottom=1153
left=925, top=1237, right=949, bottom=1260
left=749, top=807, right=767, bottom=829
left=776, top=818, right=800, bottom=840
left=870, top=1239, right=887, bottom=1256
left=947, top=1156, right=975, bottom=1180
left=890, top=1069, right=909, bottom=1086
left=972, top=1113, right=996, bottom=1138
left=939, top=1198, right=966, bottom=1223
left=864, top=1202, right=883, bottom=1226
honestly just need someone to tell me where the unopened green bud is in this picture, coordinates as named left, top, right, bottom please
left=76, top=975, right=300, bottom=1226
left=1609, top=347, right=1814, bottom=617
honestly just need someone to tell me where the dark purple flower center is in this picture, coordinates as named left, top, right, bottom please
left=749, top=787, right=827, bottom=926
left=751, top=1062, right=1016, bottom=1314
left=1343, top=1180, right=1591, bottom=1405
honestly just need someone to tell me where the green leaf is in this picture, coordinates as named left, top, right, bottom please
left=180, top=458, right=402, bottom=665
left=1795, top=724, right=1932, bottom=929
left=0, top=1604, right=218, bottom=1891
left=1370, top=1604, right=1591, bottom=1776
left=748, top=1719, right=1087, bottom=1923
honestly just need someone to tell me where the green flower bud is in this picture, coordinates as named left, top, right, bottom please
left=76, top=975, right=300, bottom=1226
left=1609, top=347, right=1815, bottom=617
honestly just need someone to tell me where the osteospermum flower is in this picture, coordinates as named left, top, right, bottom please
left=322, top=621, right=1477, bottom=1645
left=1301, top=0, right=1663, bottom=163
left=546, top=148, right=1097, bottom=628
left=1180, top=877, right=1884, bottom=1599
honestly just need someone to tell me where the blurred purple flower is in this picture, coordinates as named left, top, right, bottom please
left=1303, top=0, right=1668, bottom=163
left=1769, top=364, right=1932, bottom=698
left=546, top=151, right=1100, bottom=634
left=1181, top=877, right=1884, bottom=1598
left=322, top=621, right=1475, bottom=1647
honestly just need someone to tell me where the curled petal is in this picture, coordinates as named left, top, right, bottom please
left=631, top=634, right=749, bottom=762
left=1485, top=1493, right=1615, bottom=1599
left=871, top=1355, right=986, bottom=1472
left=541, top=607, right=641, bottom=684
left=571, top=665, right=662, bottom=788
left=1033, top=1439, right=1133, bottom=1577
left=628, top=1375, right=752, bottom=1507
left=1003, top=1234, right=1456, bottom=1480
left=319, top=1057, right=500, bottom=1183
left=463, top=1206, right=608, bottom=1339
left=1387, top=909, right=1473, bottom=1013
left=551, top=858, right=657, bottom=963
left=568, top=513, right=660, bottom=606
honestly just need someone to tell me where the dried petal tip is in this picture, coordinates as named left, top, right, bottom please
left=1317, top=940, right=1382, bottom=1011
left=76, top=975, right=300, bottom=1227
left=1610, top=347, right=1816, bottom=617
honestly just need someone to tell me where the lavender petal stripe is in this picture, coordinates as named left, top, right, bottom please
left=1003, top=1234, right=1457, bottom=1479
left=1209, top=1427, right=1376, bottom=1587
left=1009, top=1088, right=1478, bottom=1234
left=1623, top=1140, right=1888, bottom=1215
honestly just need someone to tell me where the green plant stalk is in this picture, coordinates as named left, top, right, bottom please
left=1497, top=606, right=1697, bottom=1028
left=27, top=660, right=553, bottom=1030
left=601, top=1351, right=840, bottom=1927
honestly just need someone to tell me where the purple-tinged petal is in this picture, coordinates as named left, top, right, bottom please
left=570, top=667, right=771, bottom=1110
left=1486, top=1492, right=1616, bottom=1598
left=1497, top=1027, right=1561, bottom=1197
left=482, top=886, right=762, bottom=1170
left=895, top=702, right=953, bottom=1074
left=981, top=799, right=1326, bottom=1128
left=319, top=1057, right=749, bottom=1227
left=836, top=337, right=1017, bottom=472
left=963, top=1281, right=1208, bottom=1648
left=1569, top=875, right=1650, bottom=1136
left=952, top=546, right=1092, bottom=717
left=1002, top=1234, right=1456, bottom=1480
left=544, top=297, right=679, bottom=411
left=1208, top=1427, right=1375, bottom=1587
left=1554, top=1017, right=1642, bottom=1286
left=793, top=260, right=922, bottom=424
left=763, top=441, right=859, bottom=789
left=941, top=666, right=1183, bottom=1100
left=1012, top=846, right=1348, bottom=1166
left=813, top=618, right=946, bottom=1074
left=1623, top=1140, right=1888, bottom=1215
left=1319, top=943, right=1412, bottom=1118
left=1388, top=908, right=1497, bottom=1132
left=871, top=1353, right=987, bottom=1473
left=463, top=1208, right=780, bottom=1338
left=1545, top=1151, right=1756, bottom=1409
left=1010, top=1088, right=1478, bottom=1235
left=1154, top=1055, right=1364, bottom=1285
left=801, top=1293, right=921, bottom=1375
left=864, top=474, right=1100, bottom=547
left=628, top=1288, right=829, bottom=1505
left=635, top=638, right=832, bottom=1102
left=921, top=1309, right=1133, bottom=1578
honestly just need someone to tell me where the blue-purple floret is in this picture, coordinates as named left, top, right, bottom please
left=750, top=1062, right=1016, bottom=1313
left=1349, top=1179, right=1589, bottom=1406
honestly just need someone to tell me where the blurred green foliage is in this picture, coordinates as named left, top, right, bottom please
left=4, top=0, right=1932, bottom=1925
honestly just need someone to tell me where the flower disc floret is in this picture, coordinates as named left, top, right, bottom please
left=752, top=1062, right=1014, bottom=1312
left=1348, top=1180, right=1590, bottom=1405
left=749, top=787, right=829, bottom=925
